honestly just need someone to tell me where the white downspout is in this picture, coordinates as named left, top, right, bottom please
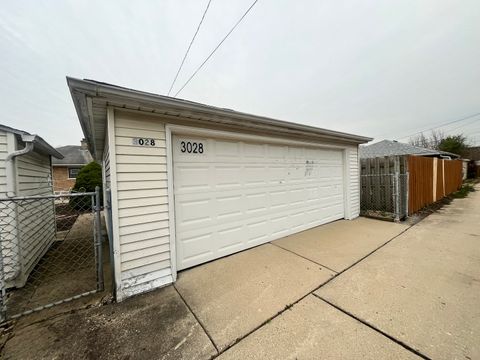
left=5, top=134, right=35, bottom=197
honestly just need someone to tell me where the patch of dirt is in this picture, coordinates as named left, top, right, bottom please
left=360, top=210, right=395, bottom=222
left=1, top=286, right=216, bottom=360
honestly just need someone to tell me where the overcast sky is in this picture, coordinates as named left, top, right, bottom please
left=1, top=0, right=479, bottom=147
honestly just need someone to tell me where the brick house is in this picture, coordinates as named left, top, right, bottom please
left=52, top=139, right=92, bottom=193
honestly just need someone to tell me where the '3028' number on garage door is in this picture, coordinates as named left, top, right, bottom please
left=180, top=141, right=204, bottom=154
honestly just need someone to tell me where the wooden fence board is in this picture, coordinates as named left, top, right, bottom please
left=436, top=159, right=443, bottom=200
left=408, top=156, right=463, bottom=214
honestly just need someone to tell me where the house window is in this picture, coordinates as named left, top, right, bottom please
left=68, top=168, right=80, bottom=179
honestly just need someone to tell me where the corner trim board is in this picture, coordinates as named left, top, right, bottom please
left=107, top=106, right=124, bottom=301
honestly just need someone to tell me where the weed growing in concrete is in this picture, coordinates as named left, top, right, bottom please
left=452, top=184, right=475, bottom=198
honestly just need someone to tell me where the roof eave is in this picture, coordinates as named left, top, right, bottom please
left=100, top=85, right=372, bottom=144
left=67, top=77, right=98, bottom=159
left=31, top=136, right=64, bottom=159
left=0, top=124, right=63, bottom=159
left=67, top=77, right=372, bottom=146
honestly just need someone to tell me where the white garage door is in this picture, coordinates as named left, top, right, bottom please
left=173, top=135, right=345, bottom=270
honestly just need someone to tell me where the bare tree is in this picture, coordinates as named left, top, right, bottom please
left=409, top=133, right=430, bottom=148
left=430, top=130, right=446, bottom=149
left=409, top=130, right=446, bottom=150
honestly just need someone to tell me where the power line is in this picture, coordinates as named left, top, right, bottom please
left=173, top=0, right=259, bottom=98
left=439, top=116, right=480, bottom=134
left=395, top=112, right=480, bottom=140
left=167, top=0, right=212, bottom=96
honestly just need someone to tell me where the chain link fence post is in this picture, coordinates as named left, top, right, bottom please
left=0, top=245, right=6, bottom=323
left=394, top=171, right=400, bottom=222
left=95, top=186, right=104, bottom=292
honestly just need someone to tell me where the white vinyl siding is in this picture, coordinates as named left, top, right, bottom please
left=113, top=112, right=172, bottom=298
left=346, top=147, right=360, bottom=219
left=103, top=136, right=111, bottom=236
left=104, top=148, right=110, bottom=191
left=0, top=135, right=55, bottom=288
left=0, top=131, right=15, bottom=286
left=0, top=131, right=7, bottom=194
left=16, top=151, right=52, bottom=196
left=15, top=147, right=55, bottom=285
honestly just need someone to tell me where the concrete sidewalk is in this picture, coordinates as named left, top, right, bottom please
left=316, top=186, right=480, bottom=360
left=2, top=186, right=478, bottom=359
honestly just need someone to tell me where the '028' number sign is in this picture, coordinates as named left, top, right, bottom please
left=132, top=138, right=156, bottom=146
left=180, top=141, right=204, bottom=154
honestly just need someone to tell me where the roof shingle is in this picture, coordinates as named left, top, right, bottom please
left=359, top=140, right=460, bottom=159
left=52, top=145, right=92, bottom=165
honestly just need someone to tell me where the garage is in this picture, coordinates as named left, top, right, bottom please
left=67, top=77, right=371, bottom=300
left=173, top=135, right=345, bottom=270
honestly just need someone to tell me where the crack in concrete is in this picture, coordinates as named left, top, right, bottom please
left=173, top=284, right=219, bottom=355
left=210, top=223, right=417, bottom=359
left=313, top=294, right=432, bottom=360
left=269, top=242, right=339, bottom=274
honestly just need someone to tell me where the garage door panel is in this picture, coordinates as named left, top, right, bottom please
left=214, top=139, right=241, bottom=156
left=180, top=232, right=214, bottom=263
left=173, top=135, right=345, bottom=270
left=175, top=165, right=211, bottom=191
left=177, top=186, right=344, bottom=234
left=244, top=143, right=265, bottom=157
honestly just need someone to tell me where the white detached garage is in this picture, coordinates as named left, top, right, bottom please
left=68, top=78, right=371, bottom=300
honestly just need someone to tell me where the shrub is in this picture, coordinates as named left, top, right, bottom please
left=69, top=161, right=102, bottom=210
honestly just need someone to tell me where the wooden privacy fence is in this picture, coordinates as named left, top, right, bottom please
left=408, top=156, right=463, bottom=214
left=360, top=155, right=463, bottom=220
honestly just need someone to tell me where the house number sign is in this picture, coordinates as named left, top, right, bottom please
left=132, top=138, right=156, bottom=146
left=180, top=140, right=204, bottom=154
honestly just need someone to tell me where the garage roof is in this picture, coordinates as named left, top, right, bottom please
left=67, top=77, right=372, bottom=160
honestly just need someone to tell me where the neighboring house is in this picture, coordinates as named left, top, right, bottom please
left=52, top=140, right=92, bottom=193
left=68, top=77, right=371, bottom=301
left=359, top=139, right=460, bottom=159
left=463, top=146, right=480, bottom=178
left=0, top=124, right=63, bottom=288
left=462, top=146, right=480, bottom=161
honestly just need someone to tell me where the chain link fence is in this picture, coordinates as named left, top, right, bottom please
left=360, top=173, right=408, bottom=221
left=0, top=188, right=104, bottom=323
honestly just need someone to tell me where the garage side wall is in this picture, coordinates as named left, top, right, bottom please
left=15, top=146, right=56, bottom=286
left=0, top=131, right=7, bottom=194
left=111, top=111, right=172, bottom=299
left=102, top=135, right=110, bottom=234
left=346, top=146, right=360, bottom=219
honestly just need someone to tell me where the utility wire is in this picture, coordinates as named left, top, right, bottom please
left=439, top=116, right=480, bottom=134
left=173, top=0, right=259, bottom=98
left=167, top=0, right=212, bottom=96
left=394, top=112, right=480, bottom=140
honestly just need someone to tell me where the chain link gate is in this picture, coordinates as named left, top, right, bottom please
left=360, top=173, right=409, bottom=221
left=0, top=187, right=104, bottom=323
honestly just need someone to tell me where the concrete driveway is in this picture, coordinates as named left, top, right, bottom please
left=2, top=187, right=479, bottom=359
left=174, top=217, right=407, bottom=351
